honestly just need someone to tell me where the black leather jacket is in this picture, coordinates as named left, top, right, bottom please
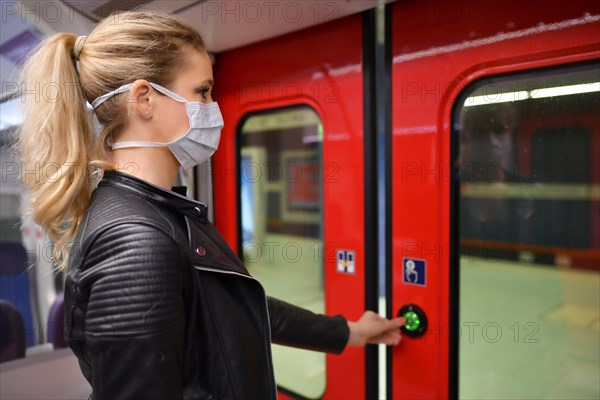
left=65, top=171, right=349, bottom=400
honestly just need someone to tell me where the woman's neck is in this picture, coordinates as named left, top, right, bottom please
left=110, top=147, right=180, bottom=190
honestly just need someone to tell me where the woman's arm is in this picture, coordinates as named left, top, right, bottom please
left=80, top=223, right=186, bottom=399
left=267, top=297, right=349, bottom=354
left=267, top=297, right=404, bottom=353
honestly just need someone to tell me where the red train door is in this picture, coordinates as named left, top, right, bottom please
left=211, top=12, right=382, bottom=399
left=390, top=1, right=600, bottom=399
left=208, top=2, right=599, bottom=398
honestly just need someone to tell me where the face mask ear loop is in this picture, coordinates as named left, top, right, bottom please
left=91, top=84, right=134, bottom=109
left=92, top=82, right=186, bottom=109
left=148, top=82, right=188, bottom=103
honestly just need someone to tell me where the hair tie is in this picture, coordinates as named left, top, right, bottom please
left=73, top=35, right=87, bottom=60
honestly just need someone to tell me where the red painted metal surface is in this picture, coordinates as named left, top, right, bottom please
left=391, top=1, right=600, bottom=399
left=213, top=15, right=366, bottom=399
left=209, top=1, right=600, bottom=398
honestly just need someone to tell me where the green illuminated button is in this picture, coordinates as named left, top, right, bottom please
left=403, top=311, right=421, bottom=331
left=398, top=304, right=427, bottom=338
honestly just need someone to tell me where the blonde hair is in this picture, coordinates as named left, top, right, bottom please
left=18, top=11, right=205, bottom=270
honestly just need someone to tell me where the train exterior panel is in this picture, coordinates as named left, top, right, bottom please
left=391, top=1, right=599, bottom=398
left=213, top=14, right=367, bottom=399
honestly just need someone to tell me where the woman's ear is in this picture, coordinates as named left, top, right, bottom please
left=129, top=79, right=153, bottom=120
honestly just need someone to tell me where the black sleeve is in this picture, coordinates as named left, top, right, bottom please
left=267, top=296, right=349, bottom=354
left=82, top=223, right=186, bottom=400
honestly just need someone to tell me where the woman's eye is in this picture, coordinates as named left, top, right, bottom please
left=196, top=87, right=210, bottom=100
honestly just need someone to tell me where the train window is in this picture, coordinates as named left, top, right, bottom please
left=238, top=106, right=325, bottom=398
left=454, top=63, right=600, bottom=399
left=1, top=133, right=22, bottom=243
left=1, top=99, right=39, bottom=352
left=1, top=97, right=63, bottom=357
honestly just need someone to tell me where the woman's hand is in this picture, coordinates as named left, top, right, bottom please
left=347, top=311, right=405, bottom=347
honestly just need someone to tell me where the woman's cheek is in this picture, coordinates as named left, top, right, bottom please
left=166, top=103, right=190, bottom=139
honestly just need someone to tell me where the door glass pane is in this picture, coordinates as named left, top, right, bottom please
left=238, top=106, right=325, bottom=398
left=455, top=64, right=600, bottom=399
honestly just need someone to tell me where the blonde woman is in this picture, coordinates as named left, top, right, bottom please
left=19, top=11, right=403, bottom=399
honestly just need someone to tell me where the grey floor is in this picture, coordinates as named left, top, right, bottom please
left=460, top=256, right=600, bottom=399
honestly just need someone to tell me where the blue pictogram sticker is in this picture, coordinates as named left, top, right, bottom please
left=337, top=249, right=356, bottom=274
left=402, top=257, right=426, bottom=286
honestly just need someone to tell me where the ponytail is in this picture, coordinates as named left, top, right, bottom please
left=17, top=11, right=206, bottom=271
left=18, top=33, right=110, bottom=271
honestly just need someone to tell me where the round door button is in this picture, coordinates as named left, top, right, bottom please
left=403, top=311, right=421, bottom=332
left=397, top=304, right=428, bottom=338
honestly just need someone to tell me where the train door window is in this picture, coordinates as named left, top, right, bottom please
left=238, top=106, right=325, bottom=398
left=454, top=63, right=599, bottom=399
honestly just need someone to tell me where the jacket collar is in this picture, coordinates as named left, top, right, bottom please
left=99, top=170, right=208, bottom=223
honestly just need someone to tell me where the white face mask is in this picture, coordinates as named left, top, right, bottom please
left=91, top=82, right=224, bottom=170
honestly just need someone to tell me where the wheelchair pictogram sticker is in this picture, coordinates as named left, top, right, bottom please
left=402, top=257, right=426, bottom=286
